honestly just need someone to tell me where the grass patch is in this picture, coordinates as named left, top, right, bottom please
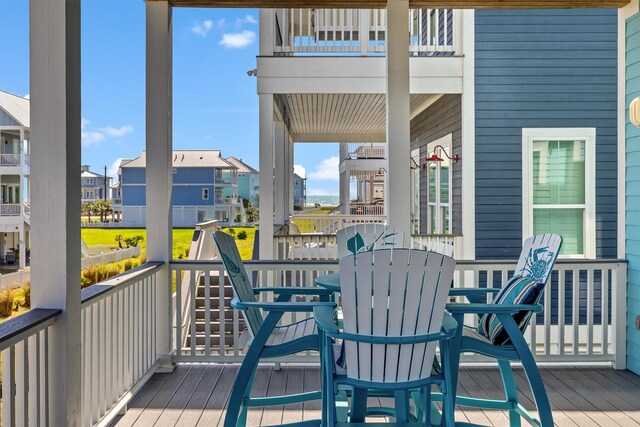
left=82, top=227, right=255, bottom=260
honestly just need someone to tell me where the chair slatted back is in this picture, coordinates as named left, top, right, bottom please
left=213, top=231, right=263, bottom=337
left=422, top=242, right=455, bottom=258
left=335, top=224, right=404, bottom=259
left=514, top=234, right=562, bottom=285
left=340, top=249, right=456, bottom=383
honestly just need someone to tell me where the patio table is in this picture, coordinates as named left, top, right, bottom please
left=314, top=272, right=340, bottom=293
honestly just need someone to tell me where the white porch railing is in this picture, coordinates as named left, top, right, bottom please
left=1, top=308, right=60, bottom=426
left=80, top=261, right=163, bottom=426
left=0, top=154, right=21, bottom=166
left=340, top=143, right=386, bottom=160
left=0, top=204, right=21, bottom=216
left=273, top=8, right=457, bottom=55
left=290, top=213, right=385, bottom=234
left=169, top=259, right=627, bottom=367
left=412, top=234, right=464, bottom=259
left=348, top=204, right=384, bottom=216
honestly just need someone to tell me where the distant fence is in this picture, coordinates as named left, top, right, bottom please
left=81, top=246, right=141, bottom=268
left=0, top=269, right=31, bottom=292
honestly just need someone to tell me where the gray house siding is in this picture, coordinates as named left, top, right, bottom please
left=0, top=110, right=19, bottom=127
left=474, top=9, right=618, bottom=259
left=410, top=94, right=462, bottom=235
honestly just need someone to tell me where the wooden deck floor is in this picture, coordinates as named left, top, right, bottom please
left=111, top=365, right=640, bottom=427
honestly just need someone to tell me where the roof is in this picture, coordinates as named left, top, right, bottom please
left=122, top=150, right=236, bottom=169
left=81, top=170, right=105, bottom=178
left=225, top=156, right=258, bottom=174
left=0, top=91, right=29, bottom=128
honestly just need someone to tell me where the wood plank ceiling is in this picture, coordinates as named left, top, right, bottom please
left=160, top=0, right=628, bottom=8
left=279, top=93, right=434, bottom=137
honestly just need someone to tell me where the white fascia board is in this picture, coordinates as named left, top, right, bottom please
left=339, top=158, right=387, bottom=174
left=257, top=56, right=463, bottom=95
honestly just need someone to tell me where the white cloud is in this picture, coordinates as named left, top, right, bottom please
left=220, top=30, right=256, bottom=48
left=23, top=93, right=29, bottom=100
left=192, top=20, right=213, bottom=37
left=308, top=156, right=339, bottom=181
left=293, top=164, right=306, bottom=179
left=236, top=15, right=257, bottom=26
left=107, top=158, right=125, bottom=181
left=217, top=18, right=226, bottom=28
left=81, top=118, right=133, bottom=147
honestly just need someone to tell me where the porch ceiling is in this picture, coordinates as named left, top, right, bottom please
left=161, top=0, right=628, bottom=8
left=278, top=93, right=437, bottom=142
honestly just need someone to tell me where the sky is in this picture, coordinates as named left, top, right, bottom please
left=0, top=0, right=340, bottom=196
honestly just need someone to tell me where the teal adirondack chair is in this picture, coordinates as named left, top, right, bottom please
left=438, top=233, right=563, bottom=427
left=335, top=224, right=404, bottom=258
left=213, top=231, right=336, bottom=427
left=315, top=249, right=458, bottom=426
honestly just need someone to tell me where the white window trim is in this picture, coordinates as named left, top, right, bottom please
left=202, top=188, right=209, bottom=200
left=426, top=133, right=453, bottom=235
left=522, top=128, right=596, bottom=259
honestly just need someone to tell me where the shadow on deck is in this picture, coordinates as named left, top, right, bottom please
left=110, top=365, right=640, bottom=427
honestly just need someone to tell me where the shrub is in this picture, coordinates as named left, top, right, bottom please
left=237, top=230, right=248, bottom=240
left=23, top=282, right=30, bottom=308
left=293, top=205, right=303, bottom=211
left=0, top=290, right=15, bottom=317
left=227, top=228, right=236, bottom=237
left=235, top=214, right=242, bottom=223
left=124, top=235, right=144, bottom=248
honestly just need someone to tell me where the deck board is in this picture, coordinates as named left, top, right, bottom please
left=112, top=365, right=640, bottom=427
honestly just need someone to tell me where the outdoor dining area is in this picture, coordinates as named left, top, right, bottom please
left=115, top=226, right=565, bottom=426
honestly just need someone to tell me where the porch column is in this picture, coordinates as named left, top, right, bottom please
left=19, top=227, right=25, bottom=270
left=385, top=0, right=411, bottom=237
left=259, top=94, right=275, bottom=259
left=146, top=0, right=173, bottom=369
left=274, top=121, right=287, bottom=224
left=340, top=171, right=350, bottom=214
left=30, top=0, right=82, bottom=424
left=288, top=140, right=294, bottom=215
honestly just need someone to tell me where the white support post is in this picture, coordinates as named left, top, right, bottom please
left=259, top=94, right=275, bottom=260
left=29, top=0, right=82, bottom=425
left=288, top=139, right=294, bottom=216
left=260, top=9, right=275, bottom=56
left=613, top=262, right=628, bottom=369
left=18, top=226, right=25, bottom=270
left=339, top=170, right=350, bottom=214
left=146, top=0, right=174, bottom=371
left=385, top=0, right=411, bottom=237
left=359, top=9, right=371, bottom=56
left=460, top=10, right=476, bottom=261
left=274, top=121, right=287, bottom=224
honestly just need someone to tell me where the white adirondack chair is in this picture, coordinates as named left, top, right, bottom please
left=422, top=241, right=455, bottom=257
left=315, top=249, right=458, bottom=426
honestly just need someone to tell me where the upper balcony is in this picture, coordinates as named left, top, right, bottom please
left=271, top=8, right=457, bottom=56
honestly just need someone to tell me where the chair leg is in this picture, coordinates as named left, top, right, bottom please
left=498, top=359, right=522, bottom=427
left=394, top=389, right=410, bottom=424
left=350, top=387, right=368, bottom=422
left=224, top=352, right=260, bottom=427
left=520, top=353, right=553, bottom=427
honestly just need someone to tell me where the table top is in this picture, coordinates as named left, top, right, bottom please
left=315, top=272, right=341, bottom=293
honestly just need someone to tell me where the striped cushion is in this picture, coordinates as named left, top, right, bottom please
left=477, top=276, right=544, bottom=346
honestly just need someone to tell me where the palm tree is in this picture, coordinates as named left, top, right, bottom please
left=82, top=201, right=95, bottom=222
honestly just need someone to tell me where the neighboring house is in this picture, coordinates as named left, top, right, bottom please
left=119, top=150, right=242, bottom=226
left=81, top=165, right=112, bottom=203
left=0, top=90, right=30, bottom=268
left=338, top=143, right=386, bottom=215
left=110, top=158, right=132, bottom=222
left=225, top=156, right=259, bottom=206
left=293, top=172, right=306, bottom=208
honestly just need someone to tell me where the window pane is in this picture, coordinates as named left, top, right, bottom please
left=429, top=205, right=436, bottom=234
left=440, top=164, right=449, bottom=203
left=533, top=208, right=583, bottom=255
left=441, top=206, right=449, bottom=234
left=428, top=164, right=436, bottom=202
left=533, top=140, right=585, bottom=205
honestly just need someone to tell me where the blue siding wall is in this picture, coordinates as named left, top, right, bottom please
left=626, top=12, right=640, bottom=375
left=173, top=185, right=214, bottom=205
left=475, top=9, right=618, bottom=259
left=123, top=185, right=145, bottom=206
left=122, top=168, right=146, bottom=185
left=173, top=167, right=214, bottom=184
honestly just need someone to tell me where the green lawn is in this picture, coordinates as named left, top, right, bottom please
left=292, top=208, right=334, bottom=233
left=81, top=227, right=255, bottom=260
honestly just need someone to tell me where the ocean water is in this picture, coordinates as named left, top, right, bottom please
left=306, top=195, right=339, bottom=206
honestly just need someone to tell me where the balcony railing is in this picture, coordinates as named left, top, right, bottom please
left=0, top=154, right=21, bottom=166
left=273, top=8, right=457, bottom=56
left=214, top=197, right=240, bottom=205
left=170, top=259, right=627, bottom=366
left=340, top=142, right=386, bottom=161
left=290, top=213, right=385, bottom=234
left=0, top=204, right=21, bottom=216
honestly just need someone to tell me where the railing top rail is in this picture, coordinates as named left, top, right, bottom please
left=0, top=308, right=61, bottom=351
left=411, top=234, right=463, bottom=238
left=81, top=261, right=164, bottom=307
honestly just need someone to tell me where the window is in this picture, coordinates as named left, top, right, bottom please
left=172, top=168, right=177, bottom=174
left=425, top=134, right=452, bottom=234
left=522, top=128, right=595, bottom=258
left=411, top=148, right=421, bottom=234
left=202, top=188, right=209, bottom=200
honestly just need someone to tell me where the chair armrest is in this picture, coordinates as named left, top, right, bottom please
left=231, top=298, right=336, bottom=312
left=446, top=302, right=543, bottom=315
left=253, top=286, right=333, bottom=296
left=313, top=305, right=340, bottom=335
left=441, top=312, right=458, bottom=334
left=449, top=288, right=502, bottom=297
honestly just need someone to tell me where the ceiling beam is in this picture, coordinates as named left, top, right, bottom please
left=160, top=0, right=629, bottom=8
